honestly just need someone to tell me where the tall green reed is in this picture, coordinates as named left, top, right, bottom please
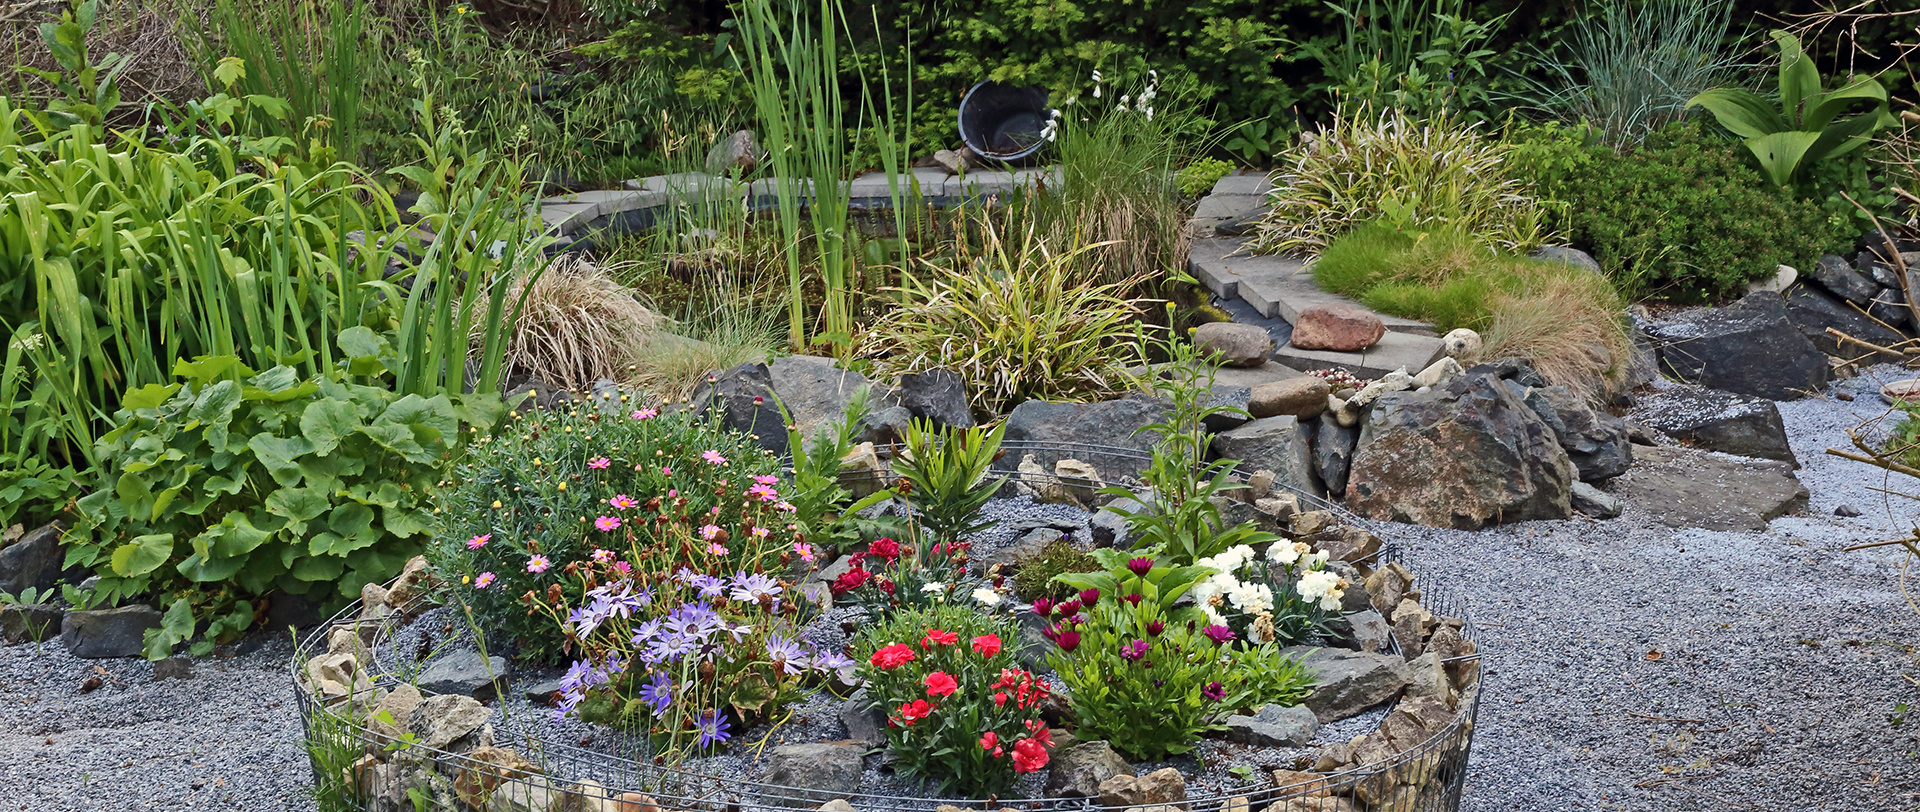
left=195, top=0, right=372, bottom=161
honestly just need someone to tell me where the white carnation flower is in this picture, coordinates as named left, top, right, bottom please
left=971, top=586, right=1001, bottom=607
left=921, top=581, right=946, bottom=594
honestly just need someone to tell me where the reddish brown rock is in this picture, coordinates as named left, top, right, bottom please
left=1290, top=304, right=1386, bottom=352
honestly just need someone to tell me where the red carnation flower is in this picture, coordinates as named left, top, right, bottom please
left=923, top=671, right=958, bottom=698
left=921, top=628, right=959, bottom=648
left=896, top=699, right=932, bottom=725
left=971, top=634, right=1002, bottom=657
left=1011, top=737, right=1049, bottom=773
left=870, top=643, right=916, bottom=670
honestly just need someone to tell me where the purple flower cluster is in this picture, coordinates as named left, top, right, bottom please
left=570, top=581, right=653, bottom=637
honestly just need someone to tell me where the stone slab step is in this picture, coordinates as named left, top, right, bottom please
left=1190, top=238, right=1433, bottom=337
left=1272, top=331, right=1446, bottom=379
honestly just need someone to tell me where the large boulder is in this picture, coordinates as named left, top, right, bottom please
left=1211, top=416, right=1323, bottom=499
left=1784, top=286, right=1907, bottom=361
left=0, top=523, right=64, bottom=596
left=1346, top=373, right=1575, bottom=529
left=1802, top=253, right=1878, bottom=305
left=769, top=356, right=881, bottom=440
left=1194, top=322, right=1276, bottom=368
left=1290, top=304, right=1385, bottom=351
left=1631, top=384, right=1796, bottom=466
left=1611, top=445, right=1807, bottom=531
left=688, top=362, right=788, bottom=455
left=1224, top=702, right=1320, bottom=746
left=1046, top=741, right=1133, bottom=798
left=1097, top=767, right=1187, bottom=809
left=761, top=742, right=864, bottom=807
left=1645, top=292, right=1829, bottom=401
left=892, top=369, right=975, bottom=428
left=1004, top=394, right=1167, bottom=478
left=1283, top=646, right=1412, bottom=723
left=61, top=605, right=162, bottom=659
left=2, top=603, right=62, bottom=644
left=1203, top=386, right=1254, bottom=434
left=1510, top=383, right=1632, bottom=483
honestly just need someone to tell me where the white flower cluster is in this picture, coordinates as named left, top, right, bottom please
left=1040, top=108, right=1062, bottom=143
left=1297, top=570, right=1345, bottom=611
left=1192, top=541, right=1348, bottom=641
left=1192, top=545, right=1273, bottom=629
left=1115, top=69, right=1159, bottom=121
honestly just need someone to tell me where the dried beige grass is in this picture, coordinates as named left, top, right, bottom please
left=1480, top=269, right=1633, bottom=403
left=479, top=254, right=665, bottom=392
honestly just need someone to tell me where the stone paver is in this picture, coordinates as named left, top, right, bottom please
left=1273, top=331, right=1445, bottom=379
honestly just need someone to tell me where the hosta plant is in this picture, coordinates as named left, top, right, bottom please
left=1686, top=30, right=1893, bottom=187
left=854, top=605, right=1053, bottom=795
left=72, top=346, right=498, bottom=659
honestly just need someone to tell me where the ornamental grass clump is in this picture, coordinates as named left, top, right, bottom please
left=854, top=605, right=1051, bottom=795
left=1251, top=108, right=1554, bottom=255
left=431, top=391, right=787, bottom=665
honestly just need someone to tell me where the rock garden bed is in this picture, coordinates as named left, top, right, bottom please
left=293, top=446, right=1483, bottom=812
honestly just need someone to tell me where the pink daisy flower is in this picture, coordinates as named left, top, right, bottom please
left=595, top=516, right=621, bottom=532
left=474, top=572, right=495, bottom=588
left=747, top=484, right=778, bottom=502
left=793, top=542, right=815, bottom=563
left=701, top=450, right=727, bottom=465
left=591, top=548, right=614, bottom=563
left=612, top=561, right=633, bottom=575
left=608, top=494, right=638, bottom=510
left=588, top=457, right=611, bottom=469
left=467, top=533, right=491, bottom=550
left=699, top=524, right=722, bottom=541
left=750, top=526, right=770, bottom=539
left=631, top=408, right=658, bottom=420
left=526, top=555, right=551, bottom=574
left=753, top=474, right=779, bottom=487
left=707, top=543, right=729, bottom=556
left=661, top=466, right=672, bottom=476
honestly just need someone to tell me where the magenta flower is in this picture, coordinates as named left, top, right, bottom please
left=753, top=474, right=779, bottom=487
left=588, top=457, right=611, bottom=470
left=793, top=542, right=816, bottom=563
left=608, top=494, right=638, bottom=510
left=1202, top=681, right=1226, bottom=701
left=701, top=450, right=727, bottom=465
left=662, top=466, right=673, bottom=476
left=612, top=561, right=633, bottom=575
left=1120, top=639, right=1150, bottom=661
left=631, top=408, right=658, bottom=420
left=1202, top=625, right=1235, bottom=645
left=708, top=543, right=729, bottom=556
left=467, top=534, right=491, bottom=550
left=527, top=555, right=552, bottom=574
left=747, top=484, right=778, bottom=502
left=595, top=516, right=621, bottom=532
left=1127, top=557, right=1153, bottom=577
left=474, top=572, right=495, bottom=589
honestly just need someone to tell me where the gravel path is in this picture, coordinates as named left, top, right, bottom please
left=1397, top=366, right=1920, bottom=812
left=4, top=370, right=1918, bottom=812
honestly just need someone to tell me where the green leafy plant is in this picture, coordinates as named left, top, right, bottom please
left=193, top=0, right=372, bottom=161
left=778, top=385, right=897, bottom=552
left=853, top=605, right=1052, bottom=795
left=1507, top=121, right=1845, bottom=299
left=1512, top=0, right=1743, bottom=149
left=15, top=0, right=130, bottom=132
left=1252, top=107, right=1554, bottom=255
left=891, top=420, right=1007, bottom=547
left=1100, top=326, right=1275, bottom=565
left=1296, top=0, right=1508, bottom=118
left=1686, top=30, right=1894, bottom=187
left=71, top=350, right=496, bottom=659
left=1012, top=539, right=1098, bottom=603
left=1176, top=158, right=1236, bottom=198
left=862, top=223, right=1145, bottom=417
left=1050, top=546, right=1215, bottom=621
left=1223, top=118, right=1285, bottom=166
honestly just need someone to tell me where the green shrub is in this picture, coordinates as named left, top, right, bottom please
left=70, top=348, right=497, bottom=658
left=1251, top=108, right=1553, bottom=255
left=1175, top=157, right=1235, bottom=198
left=1013, top=540, right=1098, bottom=603
left=1507, top=121, right=1846, bottom=300
left=431, top=390, right=783, bottom=665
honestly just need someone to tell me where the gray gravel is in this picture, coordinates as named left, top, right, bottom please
left=0, top=635, right=310, bottom=812
left=1399, top=365, right=1920, bottom=812
left=5, top=368, right=1919, bottom=811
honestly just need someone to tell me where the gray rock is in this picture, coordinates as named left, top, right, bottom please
left=1202, top=386, right=1253, bottom=434
left=0, top=523, right=63, bottom=595
left=1867, top=287, right=1914, bottom=335
left=1313, top=414, right=1358, bottom=496
left=1785, top=286, right=1907, bottom=361
left=1250, top=377, right=1332, bottom=420
left=1005, top=394, right=1168, bottom=478
left=837, top=688, right=885, bottom=746
left=1835, top=504, right=1862, bottom=517
left=1570, top=481, right=1623, bottom=519
left=1632, top=384, right=1796, bottom=466
left=706, top=129, right=762, bottom=176
left=857, top=405, right=914, bottom=446
left=770, top=356, right=885, bottom=442
left=152, top=656, right=193, bottom=681
left=1329, top=608, right=1391, bottom=654
left=1097, top=767, right=1187, bottom=809
left=984, top=527, right=1065, bottom=570
left=1045, top=741, right=1133, bottom=798
left=1193, top=322, right=1276, bottom=368
left=1223, top=702, right=1320, bottom=746
left=61, top=605, right=163, bottom=659
left=1089, top=498, right=1144, bottom=548
left=523, top=677, right=563, bottom=704
left=417, top=650, right=508, bottom=700
left=1284, top=646, right=1413, bottom=723
left=1, top=603, right=62, bottom=644
left=689, top=361, right=788, bottom=455
left=407, top=693, right=493, bottom=751
left=1858, top=253, right=1903, bottom=289
left=1531, top=245, right=1601, bottom=274
left=1646, top=292, right=1829, bottom=401
left=1804, top=254, right=1877, bottom=304
left=1610, top=444, right=1808, bottom=532
left=762, top=742, right=865, bottom=807
left=892, top=369, right=975, bottom=428
left=1346, top=373, right=1575, bottom=529
left=1512, top=382, right=1632, bottom=483
left=1211, top=416, right=1323, bottom=499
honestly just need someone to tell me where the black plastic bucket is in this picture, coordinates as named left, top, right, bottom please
left=957, top=81, right=1050, bottom=163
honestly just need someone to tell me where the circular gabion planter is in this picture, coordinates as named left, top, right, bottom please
left=295, top=441, right=1482, bottom=812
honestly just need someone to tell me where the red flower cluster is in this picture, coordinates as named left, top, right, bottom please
left=921, top=628, right=959, bottom=648
left=870, top=643, right=916, bottom=670
left=895, top=699, right=932, bottom=725
left=1011, top=720, right=1052, bottom=773
left=924, top=671, right=958, bottom=697
left=989, top=668, right=1049, bottom=710
left=971, top=634, right=1001, bottom=657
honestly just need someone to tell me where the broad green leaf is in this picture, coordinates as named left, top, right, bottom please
left=172, top=355, right=252, bottom=384
left=308, top=531, right=353, bottom=557
left=246, top=366, right=303, bottom=395
left=382, top=506, right=435, bottom=539
left=249, top=433, right=314, bottom=486
left=211, top=512, right=278, bottom=557
left=187, top=380, right=242, bottom=424
left=110, top=534, right=173, bottom=577
left=121, top=383, right=181, bottom=411
left=1771, top=30, right=1819, bottom=125
left=265, top=486, right=331, bottom=522
left=1684, top=89, right=1787, bottom=140
left=1744, top=130, right=1821, bottom=187
left=291, top=553, right=345, bottom=581
left=338, top=326, right=390, bottom=361
left=327, top=502, right=377, bottom=544
left=300, top=398, right=361, bottom=456
left=213, top=55, right=246, bottom=87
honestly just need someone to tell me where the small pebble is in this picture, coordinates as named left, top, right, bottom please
left=1836, top=391, right=1855, bottom=401
left=1834, top=504, right=1862, bottom=517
